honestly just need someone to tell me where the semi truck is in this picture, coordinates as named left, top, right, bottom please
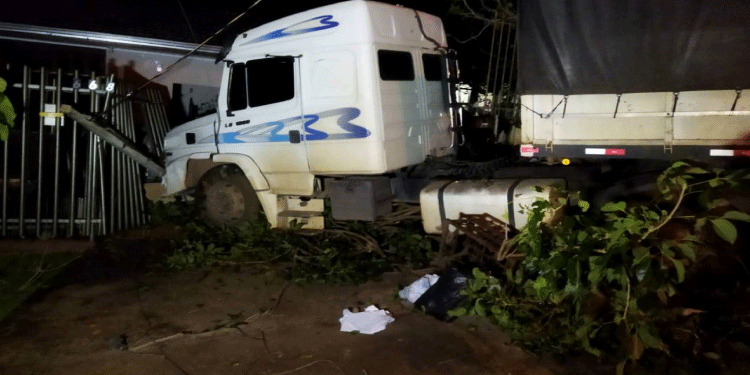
left=63, top=0, right=750, bottom=234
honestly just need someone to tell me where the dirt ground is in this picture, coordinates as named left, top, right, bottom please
left=0, top=232, right=570, bottom=375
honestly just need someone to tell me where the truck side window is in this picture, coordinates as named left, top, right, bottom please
left=246, top=56, right=295, bottom=107
left=422, top=54, right=443, bottom=81
left=228, top=63, right=248, bottom=111
left=377, top=50, right=414, bottom=81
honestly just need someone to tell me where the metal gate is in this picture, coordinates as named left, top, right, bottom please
left=0, top=66, right=170, bottom=239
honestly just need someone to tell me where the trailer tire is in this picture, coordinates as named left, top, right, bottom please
left=196, top=164, right=261, bottom=225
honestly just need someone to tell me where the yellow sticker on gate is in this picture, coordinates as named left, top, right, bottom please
left=39, top=112, right=64, bottom=117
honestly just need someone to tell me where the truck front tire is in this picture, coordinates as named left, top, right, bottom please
left=196, top=165, right=261, bottom=225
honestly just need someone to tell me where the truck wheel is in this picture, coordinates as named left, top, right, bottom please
left=196, top=165, right=261, bottom=225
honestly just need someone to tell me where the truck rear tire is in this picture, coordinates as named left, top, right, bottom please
left=196, top=165, right=261, bottom=225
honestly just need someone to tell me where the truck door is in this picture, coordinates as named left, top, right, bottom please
left=218, top=56, right=309, bottom=177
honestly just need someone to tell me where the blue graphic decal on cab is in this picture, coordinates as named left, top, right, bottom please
left=244, top=15, right=339, bottom=45
left=220, top=108, right=370, bottom=144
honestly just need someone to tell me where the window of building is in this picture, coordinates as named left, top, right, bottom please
left=377, top=50, right=415, bottom=81
left=422, top=54, right=443, bottom=81
left=227, top=63, right=247, bottom=111
left=246, top=56, right=295, bottom=107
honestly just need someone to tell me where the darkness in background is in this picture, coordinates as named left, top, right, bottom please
left=518, top=0, right=750, bottom=95
left=0, top=0, right=453, bottom=48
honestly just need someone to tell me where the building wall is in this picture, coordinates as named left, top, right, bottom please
left=106, top=48, right=223, bottom=97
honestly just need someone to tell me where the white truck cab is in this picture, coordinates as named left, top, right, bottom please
left=163, top=0, right=454, bottom=228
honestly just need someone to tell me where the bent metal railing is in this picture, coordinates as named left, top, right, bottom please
left=0, top=66, right=170, bottom=239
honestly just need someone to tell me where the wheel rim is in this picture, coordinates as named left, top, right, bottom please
left=204, top=182, right=246, bottom=223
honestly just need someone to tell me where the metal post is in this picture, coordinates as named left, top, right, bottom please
left=144, top=89, right=164, bottom=157
left=19, top=66, right=28, bottom=237
left=484, top=14, right=498, bottom=98
left=36, top=67, right=45, bottom=237
left=68, top=70, right=80, bottom=237
left=499, top=24, right=513, bottom=105
left=110, top=87, right=118, bottom=232
left=131, top=98, right=147, bottom=226
left=97, top=139, right=107, bottom=235
left=52, top=68, right=62, bottom=236
left=90, top=84, right=100, bottom=239
left=491, top=23, right=506, bottom=115
left=1, top=85, right=8, bottom=235
left=83, top=71, right=95, bottom=236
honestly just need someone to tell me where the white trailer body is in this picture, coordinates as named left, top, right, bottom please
left=519, top=90, right=750, bottom=159
left=517, top=0, right=750, bottom=161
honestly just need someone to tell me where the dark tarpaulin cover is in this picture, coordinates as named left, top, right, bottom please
left=517, top=0, right=750, bottom=95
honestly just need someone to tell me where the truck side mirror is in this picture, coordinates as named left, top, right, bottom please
left=226, top=109, right=234, bottom=117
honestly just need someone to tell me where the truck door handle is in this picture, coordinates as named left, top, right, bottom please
left=289, top=130, right=301, bottom=144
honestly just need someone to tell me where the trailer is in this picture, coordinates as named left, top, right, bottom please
left=515, top=0, right=750, bottom=161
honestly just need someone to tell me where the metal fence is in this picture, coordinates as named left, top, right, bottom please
left=483, top=20, right=518, bottom=120
left=0, top=66, right=169, bottom=239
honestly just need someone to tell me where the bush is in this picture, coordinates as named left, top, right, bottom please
left=451, top=162, right=750, bottom=371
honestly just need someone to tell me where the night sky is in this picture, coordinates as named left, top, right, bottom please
left=0, top=0, right=456, bottom=45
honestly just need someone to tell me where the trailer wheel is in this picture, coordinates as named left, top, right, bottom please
left=196, top=165, right=261, bottom=225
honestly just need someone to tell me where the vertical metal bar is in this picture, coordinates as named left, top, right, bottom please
left=132, top=95, right=146, bottom=226
left=130, top=98, right=146, bottom=226
left=83, top=71, right=95, bottom=236
left=491, top=23, right=506, bottom=114
left=68, top=70, right=80, bottom=237
left=143, top=89, right=163, bottom=158
left=117, top=86, right=125, bottom=231
left=109, top=88, right=117, bottom=233
left=123, top=97, right=136, bottom=228
left=19, top=66, right=29, bottom=237
left=509, top=43, right=519, bottom=119
left=499, top=24, right=513, bottom=102
left=484, top=15, right=498, bottom=97
left=508, top=33, right=517, bottom=95
left=52, top=69, right=62, bottom=237
left=97, top=139, right=107, bottom=235
left=90, top=82, right=101, bottom=239
left=36, top=67, right=46, bottom=237
left=1, top=86, right=8, bottom=235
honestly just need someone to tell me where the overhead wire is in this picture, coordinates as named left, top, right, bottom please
left=100, top=0, right=266, bottom=119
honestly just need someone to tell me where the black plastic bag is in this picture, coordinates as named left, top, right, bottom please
left=414, top=268, right=470, bottom=321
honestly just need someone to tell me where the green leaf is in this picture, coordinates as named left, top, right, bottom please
left=685, top=167, right=710, bottom=174
left=711, top=218, right=738, bottom=244
left=474, top=300, right=486, bottom=316
left=723, top=211, right=750, bottom=223
left=472, top=267, right=487, bottom=280
left=645, top=210, right=660, bottom=220
left=634, top=260, right=650, bottom=283
left=708, top=178, right=722, bottom=188
left=637, top=325, right=664, bottom=350
left=705, top=352, right=721, bottom=360
left=633, top=247, right=650, bottom=264
left=447, top=307, right=467, bottom=317
left=588, top=256, right=607, bottom=286
left=676, top=242, right=696, bottom=262
left=669, top=257, right=686, bottom=282
left=578, top=200, right=590, bottom=212
left=601, top=201, right=627, bottom=212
